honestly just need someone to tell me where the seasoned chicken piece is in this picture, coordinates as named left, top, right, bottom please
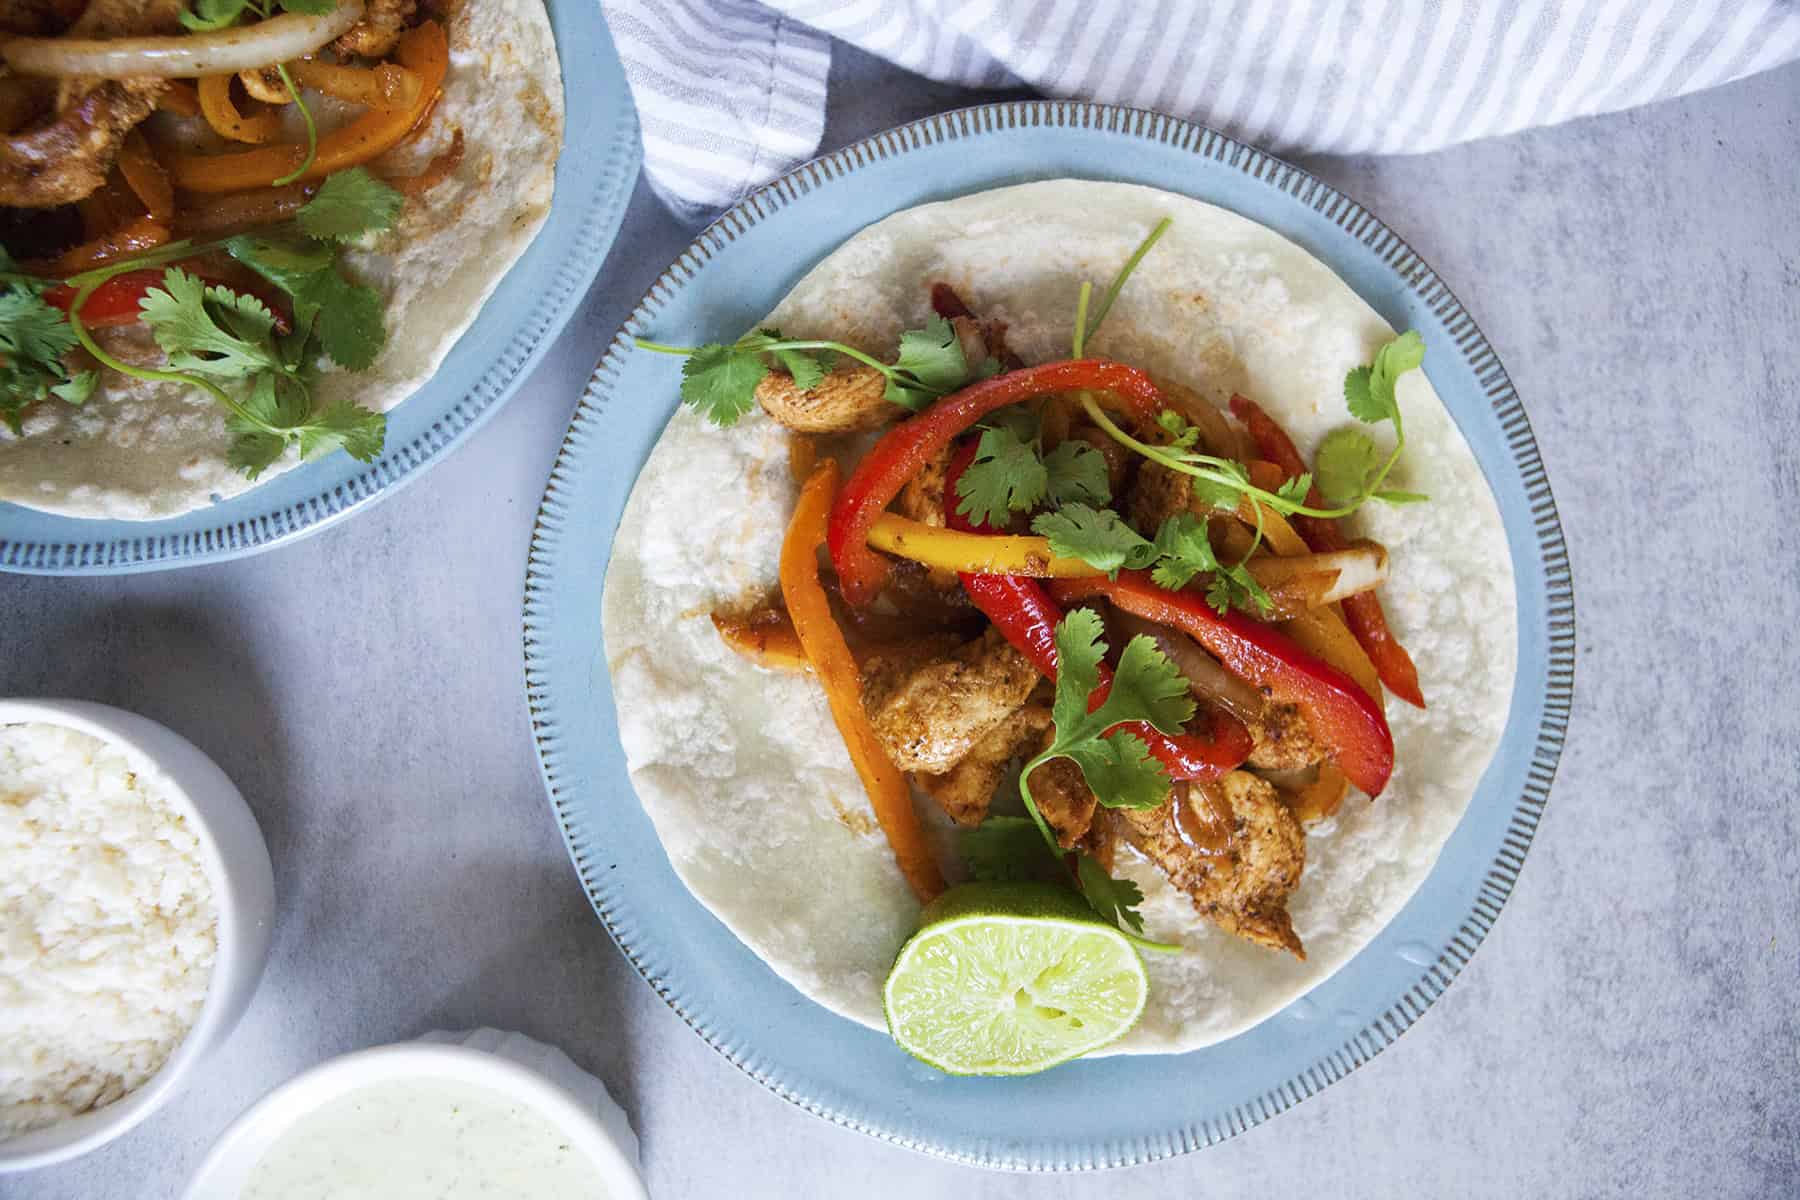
left=1, top=0, right=179, bottom=207
left=915, top=704, right=1051, bottom=827
left=895, top=443, right=952, bottom=528
left=755, top=364, right=894, bottom=434
left=863, top=627, right=1039, bottom=774
left=1125, top=459, right=1191, bottom=537
left=334, top=0, right=416, bottom=57
left=1116, top=771, right=1306, bottom=957
left=1024, top=753, right=1096, bottom=849
left=1246, top=701, right=1326, bottom=771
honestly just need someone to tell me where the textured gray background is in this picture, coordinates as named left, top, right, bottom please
left=4, top=45, right=1798, bottom=1200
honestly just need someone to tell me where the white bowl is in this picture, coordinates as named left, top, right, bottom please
left=184, top=1029, right=649, bottom=1199
left=0, top=699, right=275, bottom=1173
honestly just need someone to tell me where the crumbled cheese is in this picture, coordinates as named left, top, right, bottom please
left=0, top=722, right=218, bottom=1140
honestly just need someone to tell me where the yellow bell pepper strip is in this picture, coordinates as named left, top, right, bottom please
left=197, top=73, right=282, bottom=144
left=169, top=20, right=447, bottom=194
left=781, top=460, right=946, bottom=904
left=865, top=513, right=1101, bottom=579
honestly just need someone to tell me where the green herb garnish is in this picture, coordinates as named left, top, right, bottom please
left=41, top=170, right=400, bottom=477
left=638, top=314, right=997, bottom=427
left=953, top=405, right=1110, bottom=528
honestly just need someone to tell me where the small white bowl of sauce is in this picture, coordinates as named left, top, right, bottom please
left=184, top=1029, right=648, bottom=1200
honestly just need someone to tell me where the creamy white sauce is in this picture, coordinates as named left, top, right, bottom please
left=240, top=1077, right=608, bottom=1199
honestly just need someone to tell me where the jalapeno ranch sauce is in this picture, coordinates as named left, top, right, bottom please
left=240, top=1077, right=608, bottom=1199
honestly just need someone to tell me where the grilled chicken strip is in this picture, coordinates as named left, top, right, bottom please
left=862, top=626, right=1039, bottom=775
left=895, top=443, right=952, bottom=528
left=334, top=0, right=414, bottom=57
left=1023, top=753, right=1096, bottom=849
left=755, top=364, right=893, bottom=434
left=1, top=0, right=181, bottom=207
left=1245, top=701, right=1326, bottom=771
left=914, top=703, right=1051, bottom=827
left=1114, top=771, right=1306, bottom=957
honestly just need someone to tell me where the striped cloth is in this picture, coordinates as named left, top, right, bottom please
left=604, top=0, right=1800, bottom=219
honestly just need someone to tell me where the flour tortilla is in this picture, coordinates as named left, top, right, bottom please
left=0, top=0, right=563, bottom=519
left=603, top=181, right=1517, bottom=1054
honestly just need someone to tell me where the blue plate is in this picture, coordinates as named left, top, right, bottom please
left=523, top=103, right=1575, bottom=1169
left=0, top=2, right=639, bottom=575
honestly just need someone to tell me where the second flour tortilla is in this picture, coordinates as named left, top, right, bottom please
left=604, top=180, right=1517, bottom=1053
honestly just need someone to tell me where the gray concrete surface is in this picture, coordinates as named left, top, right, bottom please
left=4, top=43, right=1797, bottom=1200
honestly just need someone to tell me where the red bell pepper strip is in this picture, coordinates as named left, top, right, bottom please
left=1230, top=393, right=1426, bottom=709
left=1049, top=571, right=1394, bottom=797
left=44, top=268, right=293, bottom=335
left=943, top=441, right=1252, bottom=781
left=828, top=358, right=1168, bottom=606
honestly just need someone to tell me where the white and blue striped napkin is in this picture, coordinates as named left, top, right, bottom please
left=601, top=0, right=1800, bottom=220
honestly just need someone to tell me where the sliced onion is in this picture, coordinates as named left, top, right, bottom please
left=1114, top=612, right=1265, bottom=725
left=3, top=1, right=365, bottom=80
left=1246, top=544, right=1389, bottom=605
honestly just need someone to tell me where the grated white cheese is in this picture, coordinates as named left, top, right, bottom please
left=0, top=722, right=218, bottom=1140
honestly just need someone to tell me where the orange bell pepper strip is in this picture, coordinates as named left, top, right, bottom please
left=1288, top=764, right=1350, bottom=823
left=197, top=74, right=282, bottom=145
left=1231, top=393, right=1426, bottom=708
left=782, top=460, right=946, bottom=903
left=157, top=81, right=202, bottom=117
left=117, top=128, right=174, bottom=222
left=169, top=20, right=448, bottom=194
left=40, top=216, right=170, bottom=276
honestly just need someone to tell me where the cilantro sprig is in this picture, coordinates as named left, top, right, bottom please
left=0, top=253, right=97, bottom=434
left=637, top=313, right=997, bottom=427
left=41, top=168, right=401, bottom=477
left=954, top=406, right=1110, bottom=527
left=1031, top=505, right=1272, bottom=617
left=1007, top=609, right=1191, bottom=944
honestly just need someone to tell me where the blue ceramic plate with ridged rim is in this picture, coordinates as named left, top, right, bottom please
left=524, top=102, right=1575, bottom=1170
left=0, top=1, right=638, bottom=575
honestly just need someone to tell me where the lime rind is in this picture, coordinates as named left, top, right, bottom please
left=883, top=888, right=1149, bottom=1076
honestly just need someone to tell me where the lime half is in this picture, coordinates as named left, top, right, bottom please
left=883, top=882, right=1149, bottom=1075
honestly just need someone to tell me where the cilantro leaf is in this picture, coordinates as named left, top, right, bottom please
left=0, top=282, right=91, bottom=435
left=770, top=346, right=826, bottom=391
left=892, top=314, right=969, bottom=393
left=1031, top=503, right=1156, bottom=576
left=277, top=0, right=337, bottom=13
left=304, top=272, right=385, bottom=371
left=956, top=420, right=1046, bottom=527
left=1156, top=408, right=1200, bottom=450
left=1189, top=458, right=1252, bottom=512
left=0, top=289, right=78, bottom=365
left=1065, top=730, right=1166, bottom=811
left=1314, top=426, right=1382, bottom=506
left=180, top=0, right=248, bottom=31
left=1374, top=488, right=1429, bottom=505
left=228, top=430, right=288, bottom=478
left=678, top=344, right=767, bottom=426
left=295, top=167, right=403, bottom=243
left=1077, top=854, right=1147, bottom=934
left=1043, top=440, right=1111, bottom=506
left=1022, top=609, right=1194, bottom=827
left=959, top=816, right=1060, bottom=883
left=1276, top=472, right=1313, bottom=505
left=138, top=270, right=283, bottom=380
left=1146, top=512, right=1217, bottom=591
left=1343, top=365, right=1380, bottom=423
left=297, top=398, right=385, bottom=462
left=50, top=371, right=97, bottom=406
